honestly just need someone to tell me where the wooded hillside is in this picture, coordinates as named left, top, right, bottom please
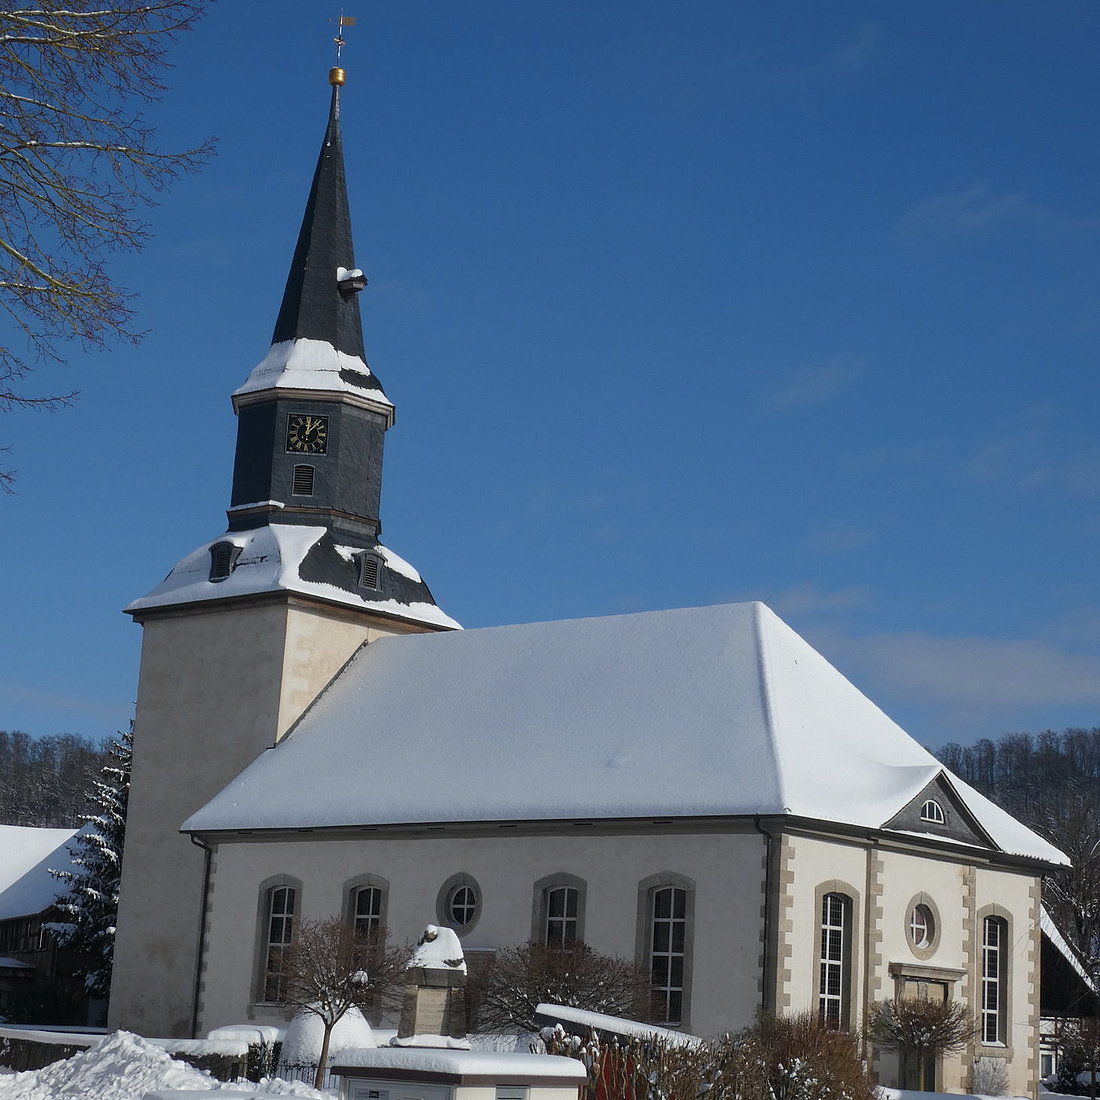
left=0, top=730, right=108, bottom=827
left=937, top=728, right=1100, bottom=973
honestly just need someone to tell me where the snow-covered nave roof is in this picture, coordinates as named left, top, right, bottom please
left=182, top=601, right=1066, bottom=866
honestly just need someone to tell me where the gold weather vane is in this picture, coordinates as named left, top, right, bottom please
left=332, top=11, right=356, bottom=65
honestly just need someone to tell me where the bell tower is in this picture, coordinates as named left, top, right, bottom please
left=110, top=67, right=458, bottom=1037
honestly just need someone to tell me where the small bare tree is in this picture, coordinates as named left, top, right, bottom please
left=0, top=3, right=213, bottom=487
left=1060, top=1017, right=1100, bottom=1100
left=275, top=917, right=408, bottom=1088
left=867, top=998, right=979, bottom=1091
left=472, top=941, right=654, bottom=1033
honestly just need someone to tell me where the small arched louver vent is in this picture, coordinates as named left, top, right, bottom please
left=209, top=541, right=241, bottom=582
left=292, top=464, right=315, bottom=496
left=920, top=799, right=946, bottom=824
left=358, top=551, right=383, bottom=591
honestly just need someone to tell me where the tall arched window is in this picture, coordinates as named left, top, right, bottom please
left=981, top=916, right=1007, bottom=1044
left=533, top=874, right=587, bottom=946
left=819, top=892, right=851, bottom=1028
left=638, top=874, right=694, bottom=1028
left=353, top=885, right=384, bottom=936
left=544, top=885, right=579, bottom=945
left=261, top=883, right=296, bottom=1002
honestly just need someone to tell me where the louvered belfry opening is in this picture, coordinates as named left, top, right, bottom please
left=292, top=464, right=315, bottom=496
left=209, top=542, right=237, bottom=582
left=358, top=552, right=381, bottom=590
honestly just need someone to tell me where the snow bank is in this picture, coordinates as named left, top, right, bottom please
left=0, top=1031, right=216, bottom=1100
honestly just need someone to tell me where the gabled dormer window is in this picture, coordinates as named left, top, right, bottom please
left=292, top=464, right=315, bottom=496
left=920, top=799, right=946, bottom=824
left=209, top=541, right=242, bottom=582
left=357, top=550, right=384, bottom=591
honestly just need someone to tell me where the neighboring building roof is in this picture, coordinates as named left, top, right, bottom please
left=182, top=601, right=1066, bottom=865
left=0, top=825, right=78, bottom=921
left=126, top=523, right=460, bottom=630
left=1041, top=907, right=1096, bottom=991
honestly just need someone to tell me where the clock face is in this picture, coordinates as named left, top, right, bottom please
left=286, top=414, right=329, bottom=454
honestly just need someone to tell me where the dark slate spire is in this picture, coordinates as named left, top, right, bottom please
left=273, top=71, right=367, bottom=358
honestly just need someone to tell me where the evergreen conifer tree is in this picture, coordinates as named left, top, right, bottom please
left=51, top=725, right=132, bottom=1000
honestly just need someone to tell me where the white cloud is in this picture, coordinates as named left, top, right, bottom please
left=788, top=22, right=884, bottom=85
left=805, top=523, right=877, bottom=555
left=822, top=630, right=1100, bottom=709
left=762, top=355, right=864, bottom=412
left=761, top=582, right=873, bottom=618
left=900, top=184, right=1036, bottom=239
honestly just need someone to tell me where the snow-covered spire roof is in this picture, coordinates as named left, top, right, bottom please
left=181, top=601, right=1066, bottom=867
left=234, top=71, right=392, bottom=417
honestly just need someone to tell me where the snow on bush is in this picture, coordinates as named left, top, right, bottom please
left=280, top=1005, right=374, bottom=1066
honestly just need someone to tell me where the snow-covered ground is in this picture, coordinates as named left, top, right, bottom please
left=0, top=1030, right=1070, bottom=1100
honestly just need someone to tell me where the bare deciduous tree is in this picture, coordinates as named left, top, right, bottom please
left=275, top=917, right=408, bottom=1088
left=866, top=998, right=978, bottom=1091
left=0, top=3, right=214, bottom=488
left=471, top=941, right=654, bottom=1034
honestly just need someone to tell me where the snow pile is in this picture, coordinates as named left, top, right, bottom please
left=280, top=1007, right=373, bottom=1066
left=0, top=1030, right=216, bottom=1099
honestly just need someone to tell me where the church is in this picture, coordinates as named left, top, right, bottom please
left=108, top=66, right=1066, bottom=1097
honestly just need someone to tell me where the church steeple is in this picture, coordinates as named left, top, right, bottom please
left=270, top=68, right=375, bottom=379
left=228, top=66, right=393, bottom=537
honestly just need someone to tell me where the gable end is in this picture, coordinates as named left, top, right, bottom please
left=881, top=773, right=996, bottom=850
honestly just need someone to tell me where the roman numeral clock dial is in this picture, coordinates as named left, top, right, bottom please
left=286, top=414, right=329, bottom=454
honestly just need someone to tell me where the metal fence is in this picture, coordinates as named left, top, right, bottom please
left=275, top=1061, right=340, bottom=1091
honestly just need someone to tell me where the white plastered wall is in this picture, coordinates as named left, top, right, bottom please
left=778, top=831, right=1041, bottom=1097
left=111, top=596, right=423, bottom=1037
left=196, top=829, right=768, bottom=1039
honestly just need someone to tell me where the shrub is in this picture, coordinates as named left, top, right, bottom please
left=543, top=1011, right=875, bottom=1100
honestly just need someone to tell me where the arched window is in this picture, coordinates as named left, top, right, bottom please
left=532, top=874, right=587, bottom=946
left=261, top=883, right=296, bottom=1002
left=638, top=873, right=694, bottom=1028
left=920, top=799, right=946, bottom=824
left=981, top=916, right=1008, bottom=1044
left=544, top=885, right=578, bottom=945
left=353, top=885, right=384, bottom=936
left=819, top=892, right=851, bottom=1028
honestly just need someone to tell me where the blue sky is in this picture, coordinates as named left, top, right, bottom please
left=2, top=1, right=1099, bottom=750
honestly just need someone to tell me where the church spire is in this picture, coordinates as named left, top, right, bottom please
left=233, top=66, right=392, bottom=419
left=270, top=68, right=369, bottom=365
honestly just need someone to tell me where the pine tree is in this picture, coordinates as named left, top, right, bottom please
left=50, top=724, right=132, bottom=1000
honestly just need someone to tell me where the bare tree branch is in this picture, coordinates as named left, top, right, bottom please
left=0, top=2, right=213, bottom=482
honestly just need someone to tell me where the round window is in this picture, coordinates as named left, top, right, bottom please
left=448, top=884, right=478, bottom=927
left=909, top=903, right=935, bottom=949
